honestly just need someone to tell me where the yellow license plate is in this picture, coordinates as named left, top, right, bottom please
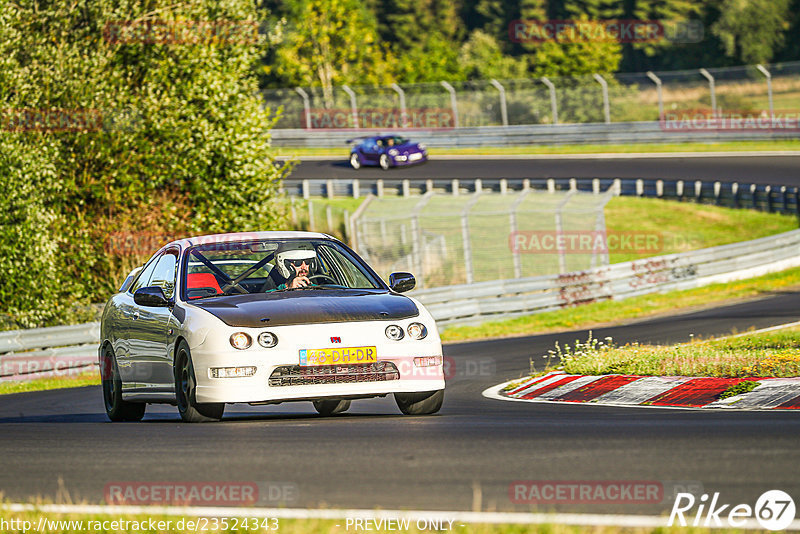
left=299, top=346, right=377, bottom=366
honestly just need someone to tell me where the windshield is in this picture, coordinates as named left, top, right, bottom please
left=181, top=239, right=383, bottom=300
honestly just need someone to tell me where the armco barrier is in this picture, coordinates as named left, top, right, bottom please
left=0, top=323, right=99, bottom=381
left=1, top=230, right=799, bottom=377
left=271, top=121, right=800, bottom=148
left=287, top=178, right=800, bottom=217
left=409, top=229, right=800, bottom=326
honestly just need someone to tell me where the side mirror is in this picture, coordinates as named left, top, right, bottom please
left=134, top=286, right=170, bottom=307
left=388, top=272, right=416, bottom=293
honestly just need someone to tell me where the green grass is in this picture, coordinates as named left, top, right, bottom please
left=0, top=370, right=99, bottom=396
left=275, top=139, right=800, bottom=157
left=546, top=326, right=800, bottom=378
left=604, top=197, right=797, bottom=263
left=441, top=266, right=800, bottom=342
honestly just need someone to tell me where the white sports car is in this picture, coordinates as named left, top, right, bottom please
left=99, top=231, right=445, bottom=422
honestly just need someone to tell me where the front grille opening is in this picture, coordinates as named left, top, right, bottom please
left=268, top=362, right=400, bottom=387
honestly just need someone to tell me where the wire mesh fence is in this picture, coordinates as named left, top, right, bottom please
left=262, top=61, right=800, bottom=129
left=351, top=188, right=615, bottom=289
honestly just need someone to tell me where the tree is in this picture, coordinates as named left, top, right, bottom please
left=460, top=30, right=528, bottom=80
left=710, top=0, right=791, bottom=64
left=269, top=0, right=392, bottom=101
left=0, top=0, right=288, bottom=326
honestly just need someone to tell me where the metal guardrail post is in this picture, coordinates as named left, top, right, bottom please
left=440, top=81, right=459, bottom=129
left=409, top=192, right=434, bottom=288
left=732, top=182, right=739, bottom=208
left=295, top=87, right=311, bottom=129
left=756, top=64, right=774, bottom=122
left=489, top=79, right=509, bottom=126
left=541, top=77, right=558, bottom=125
left=699, top=69, right=716, bottom=115
left=646, top=71, right=664, bottom=119
left=341, top=85, right=359, bottom=129
left=593, top=74, right=611, bottom=124
left=390, top=83, right=408, bottom=128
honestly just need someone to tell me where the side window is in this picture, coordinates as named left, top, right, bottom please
left=149, top=251, right=178, bottom=299
left=129, top=254, right=161, bottom=294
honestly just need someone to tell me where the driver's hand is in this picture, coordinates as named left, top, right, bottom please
left=288, top=276, right=310, bottom=289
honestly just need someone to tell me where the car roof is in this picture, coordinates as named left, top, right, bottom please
left=166, top=231, right=334, bottom=250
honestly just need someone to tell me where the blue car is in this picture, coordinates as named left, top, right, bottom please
left=348, top=136, right=428, bottom=170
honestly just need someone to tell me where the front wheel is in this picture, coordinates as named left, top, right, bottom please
left=350, top=153, right=361, bottom=169
left=394, top=390, right=443, bottom=415
left=175, top=341, right=224, bottom=423
left=101, top=346, right=145, bottom=422
left=379, top=154, right=390, bottom=170
left=313, top=399, right=351, bottom=416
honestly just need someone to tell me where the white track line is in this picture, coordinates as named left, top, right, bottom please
left=5, top=503, right=797, bottom=529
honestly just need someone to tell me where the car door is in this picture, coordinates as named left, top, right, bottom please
left=114, top=254, right=159, bottom=386
left=361, top=139, right=380, bottom=164
left=129, top=248, right=179, bottom=392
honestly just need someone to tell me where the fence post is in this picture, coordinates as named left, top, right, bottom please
left=440, top=81, right=459, bottom=128
left=376, top=179, right=384, bottom=198
left=732, top=182, right=739, bottom=208
left=593, top=74, right=611, bottom=123
left=500, top=179, right=508, bottom=195
left=555, top=190, right=576, bottom=274
left=677, top=180, right=684, bottom=199
left=452, top=179, right=460, bottom=196
left=756, top=64, right=774, bottom=122
left=461, top=192, right=483, bottom=284
left=541, top=77, right=558, bottom=125
left=290, top=197, right=298, bottom=226
left=302, top=179, right=310, bottom=200
left=656, top=180, right=664, bottom=197
left=326, top=205, right=334, bottom=232
left=699, top=68, right=716, bottom=115
left=751, top=184, right=758, bottom=210
left=694, top=180, right=703, bottom=202
left=343, top=210, right=350, bottom=240
left=714, top=181, right=721, bottom=205
left=341, top=85, right=359, bottom=129
left=592, top=178, right=600, bottom=194
left=326, top=179, right=335, bottom=199
left=308, top=200, right=315, bottom=231
left=426, top=179, right=434, bottom=193
left=489, top=79, right=509, bottom=126
left=765, top=185, right=773, bottom=212
left=352, top=179, right=360, bottom=199
left=390, top=83, right=408, bottom=128
left=547, top=178, right=555, bottom=193
left=402, top=179, right=410, bottom=198
left=509, top=188, right=532, bottom=279
left=646, top=71, right=664, bottom=119
left=474, top=179, right=482, bottom=193
left=295, top=87, right=311, bottom=129
left=636, top=179, right=644, bottom=196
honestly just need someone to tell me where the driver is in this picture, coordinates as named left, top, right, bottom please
left=274, top=242, right=317, bottom=289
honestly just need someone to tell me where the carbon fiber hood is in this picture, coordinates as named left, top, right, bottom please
left=190, top=289, right=419, bottom=327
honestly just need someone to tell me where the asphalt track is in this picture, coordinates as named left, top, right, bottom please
left=288, top=155, right=800, bottom=185
left=2, top=290, right=799, bottom=515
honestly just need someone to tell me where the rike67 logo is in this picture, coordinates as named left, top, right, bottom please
left=669, top=490, right=796, bottom=530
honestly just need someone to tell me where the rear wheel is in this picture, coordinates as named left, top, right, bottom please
left=313, top=399, right=351, bottom=416
left=379, top=154, right=390, bottom=170
left=101, top=346, right=145, bottom=422
left=175, top=341, right=224, bottom=423
left=350, top=153, right=361, bottom=169
left=395, top=390, right=443, bottom=415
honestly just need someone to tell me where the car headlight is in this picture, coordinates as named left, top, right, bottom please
left=385, top=325, right=404, bottom=340
left=407, top=322, right=427, bottom=340
left=258, top=332, right=278, bottom=348
left=418, top=143, right=426, bottom=151
left=388, top=149, right=399, bottom=156
left=230, top=332, right=252, bottom=350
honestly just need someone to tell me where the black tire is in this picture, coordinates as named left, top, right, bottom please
left=175, top=341, right=224, bottom=423
left=394, top=389, right=444, bottom=415
left=101, top=346, right=146, bottom=422
left=350, top=153, right=361, bottom=169
left=313, top=399, right=351, bottom=416
left=379, top=154, right=390, bottom=170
